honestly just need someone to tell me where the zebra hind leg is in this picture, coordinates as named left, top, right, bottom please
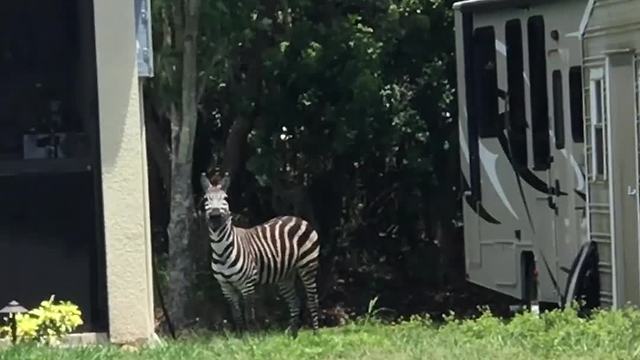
left=278, top=276, right=302, bottom=338
left=299, top=266, right=320, bottom=333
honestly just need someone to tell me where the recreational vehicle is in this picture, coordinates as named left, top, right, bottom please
left=454, top=0, right=640, bottom=310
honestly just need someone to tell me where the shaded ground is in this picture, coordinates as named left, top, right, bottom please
left=319, top=277, right=515, bottom=327
left=154, top=263, right=517, bottom=333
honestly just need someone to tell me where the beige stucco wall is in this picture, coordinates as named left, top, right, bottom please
left=93, top=0, right=155, bottom=344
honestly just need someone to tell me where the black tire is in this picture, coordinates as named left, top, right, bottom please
left=574, top=242, right=600, bottom=315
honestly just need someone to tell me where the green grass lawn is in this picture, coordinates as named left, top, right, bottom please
left=2, top=307, right=640, bottom=359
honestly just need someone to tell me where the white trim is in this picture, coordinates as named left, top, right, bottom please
left=578, top=0, right=596, bottom=39
left=589, top=68, right=606, bottom=182
left=453, top=0, right=505, bottom=10
left=634, top=56, right=640, bottom=302
left=583, top=62, right=594, bottom=305
left=604, top=56, right=619, bottom=308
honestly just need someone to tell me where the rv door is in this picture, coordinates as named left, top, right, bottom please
left=604, top=50, right=640, bottom=307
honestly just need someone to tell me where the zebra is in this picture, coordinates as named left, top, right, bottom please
left=200, top=173, right=320, bottom=337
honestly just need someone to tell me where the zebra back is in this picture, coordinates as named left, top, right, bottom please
left=237, top=215, right=319, bottom=285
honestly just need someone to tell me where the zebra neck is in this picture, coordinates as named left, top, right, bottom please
left=209, top=219, right=234, bottom=244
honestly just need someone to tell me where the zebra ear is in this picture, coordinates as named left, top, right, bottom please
left=200, top=173, right=212, bottom=192
left=220, top=173, right=231, bottom=191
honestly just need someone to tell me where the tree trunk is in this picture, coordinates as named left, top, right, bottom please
left=433, top=134, right=464, bottom=286
left=166, top=0, right=201, bottom=330
left=167, top=163, right=197, bottom=328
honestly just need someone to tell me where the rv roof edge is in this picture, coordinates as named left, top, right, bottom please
left=578, top=0, right=596, bottom=38
left=453, top=0, right=552, bottom=11
left=453, top=0, right=507, bottom=10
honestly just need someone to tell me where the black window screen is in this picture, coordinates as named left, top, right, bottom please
left=569, top=66, right=584, bottom=143
left=592, top=78, right=605, bottom=177
left=552, top=70, right=565, bottom=149
left=595, top=126, right=604, bottom=175
left=505, top=19, right=527, bottom=167
left=472, top=26, right=499, bottom=138
left=527, top=16, right=550, bottom=170
left=462, top=13, right=481, bottom=201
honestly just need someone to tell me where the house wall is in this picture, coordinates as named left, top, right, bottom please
left=92, top=0, right=155, bottom=344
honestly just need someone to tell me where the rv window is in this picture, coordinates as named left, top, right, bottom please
left=505, top=19, right=527, bottom=167
left=590, top=70, right=606, bottom=179
left=594, top=126, right=604, bottom=176
left=569, top=66, right=584, bottom=143
left=552, top=70, right=565, bottom=149
left=462, top=13, right=481, bottom=201
left=527, top=16, right=550, bottom=170
left=472, top=26, right=499, bottom=138
left=593, top=80, right=602, bottom=126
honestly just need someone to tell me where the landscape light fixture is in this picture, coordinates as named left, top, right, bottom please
left=0, top=301, right=28, bottom=344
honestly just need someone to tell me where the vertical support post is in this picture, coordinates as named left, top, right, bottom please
left=92, top=0, right=155, bottom=344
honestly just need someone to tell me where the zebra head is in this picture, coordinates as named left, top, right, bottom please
left=201, top=173, right=231, bottom=228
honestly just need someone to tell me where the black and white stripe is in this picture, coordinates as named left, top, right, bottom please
left=201, top=174, right=320, bottom=337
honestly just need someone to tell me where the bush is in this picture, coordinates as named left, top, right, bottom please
left=0, top=295, right=83, bottom=345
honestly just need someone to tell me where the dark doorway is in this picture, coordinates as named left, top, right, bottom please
left=0, top=0, right=107, bottom=332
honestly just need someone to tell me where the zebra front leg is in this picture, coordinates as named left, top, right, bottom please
left=278, top=277, right=301, bottom=338
left=241, top=288, right=258, bottom=333
left=220, top=283, right=245, bottom=334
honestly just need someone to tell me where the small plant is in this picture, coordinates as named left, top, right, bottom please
left=367, top=296, right=380, bottom=317
left=0, top=295, right=83, bottom=345
left=356, top=295, right=383, bottom=325
left=358, top=295, right=397, bottom=325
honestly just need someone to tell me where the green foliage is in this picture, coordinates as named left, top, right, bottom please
left=357, top=295, right=384, bottom=326
left=5, top=308, right=640, bottom=359
left=0, top=296, right=83, bottom=346
left=147, top=0, right=463, bottom=322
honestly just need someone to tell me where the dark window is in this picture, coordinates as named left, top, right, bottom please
left=592, top=78, right=605, bottom=177
left=472, top=26, right=499, bottom=138
left=569, top=66, right=584, bottom=143
left=552, top=70, right=565, bottom=149
left=594, top=80, right=603, bottom=122
left=462, top=13, right=481, bottom=201
left=505, top=19, right=527, bottom=167
left=527, top=16, right=550, bottom=170
left=595, top=127, right=604, bottom=175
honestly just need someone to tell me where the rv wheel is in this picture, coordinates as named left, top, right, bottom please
left=564, top=241, right=600, bottom=315
left=574, top=244, right=600, bottom=314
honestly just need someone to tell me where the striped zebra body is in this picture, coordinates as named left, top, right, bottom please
left=202, top=174, right=320, bottom=336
